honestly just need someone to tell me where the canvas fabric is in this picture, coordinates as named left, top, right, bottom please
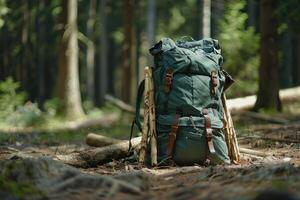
left=135, top=37, right=231, bottom=165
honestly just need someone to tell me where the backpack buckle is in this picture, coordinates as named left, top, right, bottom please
left=203, top=110, right=216, bottom=154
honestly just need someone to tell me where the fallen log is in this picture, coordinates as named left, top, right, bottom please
left=105, top=94, right=144, bottom=116
left=86, top=133, right=122, bottom=147
left=239, top=147, right=270, bottom=157
left=227, top=86, right=300, bottom=111
left=0, top=113, right=120, bottom=134
left=56, top=137, right=141, bottom=167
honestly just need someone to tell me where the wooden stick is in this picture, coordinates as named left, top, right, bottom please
left=222, top=93, right=241, bottom=164
left=139, top=67, right=151, bottom=164
left=139, top=66, right=157, bottom=166
left=139, top=100, right=149, bottom=164
left=147, top=67, right=157, bottom=166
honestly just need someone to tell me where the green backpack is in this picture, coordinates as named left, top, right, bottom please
left=134, top=37, right=231, bottom=165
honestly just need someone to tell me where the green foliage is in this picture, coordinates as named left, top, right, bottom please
left=0, top=175, right=43, bottom=198
left=0, top=159, right=45, bottom=198
left=6, top=102, right=44, bottom=127
left=218, top=0, right=260, bottom=97
left=0, top=78, right=45, bottom=128
left=276, top=0, right=300, bottom=32
left=0, top=133, right=16, bottom=145
left=44, top=98, right=63, bottom=116
left=0, top=77, right=27, bottom=120
left=157, top=0, right=198, bottom=40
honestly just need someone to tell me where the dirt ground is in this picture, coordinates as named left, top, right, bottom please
left=1, top=122, right=300, bottom=199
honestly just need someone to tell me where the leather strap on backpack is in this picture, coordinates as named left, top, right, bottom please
left=163, top=68, right=174, bottom=113
left=134, top=80, right=145, bottom=132
left=164, top=68, right=174, bottom=94
left=167, top=110, right=181, bottom=157
left=203, top=109, right=216, bottom=154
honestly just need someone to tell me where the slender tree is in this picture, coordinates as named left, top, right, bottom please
left=196, top=0, right=203, bottom=38
left=20, top=0, right=29, bottom=96
left=58, top=0, right=84, bottom=119
left=122, top=0, right=136, bottom=104
left=247, top=0, right=257, bottom=27
left=202, top=0, right=211, bottom=38
left=37, top=0, right=45, bottom=108
left=254, top=0, right=281, bottom=111
left=280, top=28, right=293, bottom=88
left=86, top=0, right=96, bottom=103
left=98, top=0, right=108, bottom=106
left=147, top=0, right=156, bottom=49
left=277, top=0, right=300, bottom=86
left=146, top=0, right=156, bottom=67
left=211, top=0, right=224, bottom=37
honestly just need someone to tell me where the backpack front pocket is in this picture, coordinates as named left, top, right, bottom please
left=174, top=127, right=208, bottom=165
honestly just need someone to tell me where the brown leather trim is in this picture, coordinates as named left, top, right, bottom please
left=167, top=113, right=180, bottom=157
left=164, top=68, right=174, bottom=94
left=203, top=109, right=216, bottom=154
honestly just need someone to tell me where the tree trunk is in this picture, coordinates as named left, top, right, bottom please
left=122, top=0, right=136, bottom=104
left=58, top=0, right=84, bottom=120
left=20, top=0, right=29, bottom=96
left=247, top=0, right=257, bottom=27
left=147, top=0, right=156, bottom=66
left=147, top=0, right=156, bottom=47
left=211, top=0, right=224, bottom=37
left=196, top=0, right=203, bottom=38
left=86, top=0, right=96, bottom=103
left=280, top=28, right=293, bottom=88
left=202, top=0, right=211, bottom=38
left=107, top=36, right=115, bottom=95
left=98, top=0, right=108, bottom=106
left=254, top=0, right=281, bottom=111
left=37, top=0, right=45, bottom=108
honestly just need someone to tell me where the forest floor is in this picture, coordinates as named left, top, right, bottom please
left=1, top=103, right=300, bottom=200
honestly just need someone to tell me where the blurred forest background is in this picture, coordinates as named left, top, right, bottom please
left=0, top=0, right=300, bottom=130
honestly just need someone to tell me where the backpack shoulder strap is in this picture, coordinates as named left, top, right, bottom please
left=129, top=79, right=145, bottom=152
left=134, top=79, right=145, bottom=131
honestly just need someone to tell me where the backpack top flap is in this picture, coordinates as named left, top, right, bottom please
left=150, top=37, right=223, bottom=76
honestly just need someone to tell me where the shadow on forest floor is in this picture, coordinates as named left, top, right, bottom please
left=0, top=101, right=300, bottom=199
